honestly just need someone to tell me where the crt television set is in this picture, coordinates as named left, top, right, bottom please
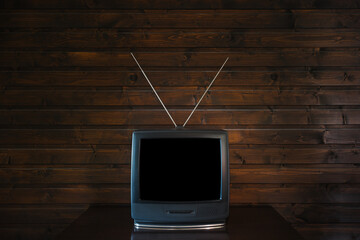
left=131, top=129, right=229, bottom=230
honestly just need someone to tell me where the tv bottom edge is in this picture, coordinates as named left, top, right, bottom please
left=133, top=221, right=226, bottom=231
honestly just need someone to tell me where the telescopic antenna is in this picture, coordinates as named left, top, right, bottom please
left=182, top=57, right=229, bottom=127
left=130, top=52, right=178, bottom=128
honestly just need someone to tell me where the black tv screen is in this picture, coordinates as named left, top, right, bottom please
left=139, top=138, right=221, bottom=201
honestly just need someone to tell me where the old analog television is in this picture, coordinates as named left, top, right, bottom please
left=131, top=129, right=229, bottom=230
left=129, top=53, right=230, bottom=230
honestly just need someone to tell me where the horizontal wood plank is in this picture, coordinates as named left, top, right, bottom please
left=1, top=10, right=360, bottom=29
left=0, top=167, right=131, bottom=184
left=1, top=89, right=360, bottom=106
left=0, top=128, right=357, bottom=145
left=324, top=129, right=360, bottom=144
left=0, top=146, right=131, bottom=165
left=230, top=184, right=360, bottom=204
left=1, top=184, right=359, bottom=204
left=1, top=50, right=359, bottom=69
left=1, top=109, right=360, bottom=126
left=1, top=166, right=359, bottom=184
left=0, top=128, right=333, bottom=144
left=1, top=70, right=360, bottom=87
left=0, top=129, right=132, bottom=145
left=230, top=146, right=360, bottom=164
left=230, top=167, right=360, bottom=184
left=1, top=145, right=359, bottom=165
left=2, top=0, right=359, bottom=9
left=2, top=31, right=360, bottom=49
left=0, top=187, right=131, bottom=204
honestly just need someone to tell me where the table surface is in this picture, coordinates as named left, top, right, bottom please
left=56, top=205, right=304, bottom=240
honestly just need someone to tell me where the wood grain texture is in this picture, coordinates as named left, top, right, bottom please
left=1, top=109, right=360, bottom=125
left=1, top=166, right=359, bottom=185
left=2, top=50, right=360, bottom=69
left=2, top=0, right=360, bottom=9
left=0, top=146, right=131, bottom=165
left=229, top=146, right=360, bottom=164
left=0, top=167, right=132, bottom=184
left=0, top=184, right=359, bottom=204
left=2, top=31, right=360, bottom=49
left=1, top=89, right=360, bottom=106
left=1, top=1, right=360, bottom=239
left=231, top=184, right=360, bottom=204
left=1, top=10, right=360, bottom=29
left=0, top=128, right=359, bottom=147
left=1, top=69, right=360, bottom=87
left=1, top=145, right=359, bottom=165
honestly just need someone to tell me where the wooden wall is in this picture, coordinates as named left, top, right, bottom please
left=1, top=0, right=360, bottom=239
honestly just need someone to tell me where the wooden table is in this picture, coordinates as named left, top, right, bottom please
left=56, top=205, right=304, bottom=240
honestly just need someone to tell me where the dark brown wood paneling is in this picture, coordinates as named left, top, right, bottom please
left=1, top=109, right=360, bottom=125
left=1, top=89, right=360, bottom=106
left=2, top=50, right=360, bottom=69
left=0, top=128, right=324, bottom=144
left=1, top=166, right=359, bottom=185
left=0, top=187, right=131, bottom=204
left=230, top=146, right=360, bottom=164
left=230, top=167, right=360, bottom=184
left=0, top=167, right=131, bottom=184
left=1, top=10, right=360, bottom=29
left=0, top=129, right=132, bottom=145
left=2, top=31, right=360, bottom=49
left=0, top=146, right=131, bottom=165
left=0, top=184, right=359, bottom=204
left=1, top=1, right=359, bottom=239
left=231, top=184, right=360, bottom=204
left=2, top=0, right=359, bottom=9
left=0, top=128, right=359, bottom=145
left=1, top=145, right=359, bottom=165
left=2, top=70, right=360, bottom=87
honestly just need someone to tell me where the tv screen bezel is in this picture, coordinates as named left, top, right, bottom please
left=131, top=129, right=229, bottom=205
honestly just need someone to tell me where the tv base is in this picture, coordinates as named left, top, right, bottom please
left=134, top=221, right=226, bottom=231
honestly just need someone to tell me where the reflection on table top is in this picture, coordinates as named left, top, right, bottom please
left=56, top=205, right=304, bottom=240
left=132, top=229, right=229, bottom=240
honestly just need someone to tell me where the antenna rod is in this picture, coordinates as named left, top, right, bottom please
left=183, top=57, right=229, bottom=127
left=130, top=52, right=178, bottom=127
